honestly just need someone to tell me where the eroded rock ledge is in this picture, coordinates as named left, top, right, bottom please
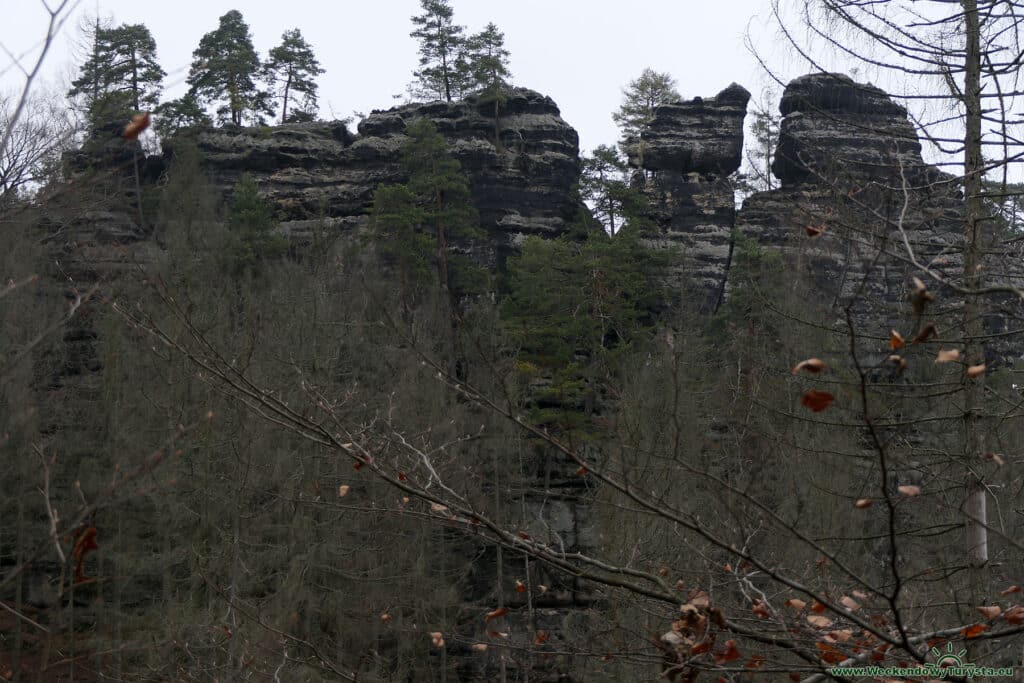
left=162, top=87, right=583, bottom=264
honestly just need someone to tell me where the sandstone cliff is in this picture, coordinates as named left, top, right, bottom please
left=162, top=87, right=583, bottom=265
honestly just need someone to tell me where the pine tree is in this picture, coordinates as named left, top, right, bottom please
left=222, top=174, right=287, bottom=278
left=187, top=10, right=269, bottom=126
left=612, top=68, right=681, bottom=156
left=409, top=0, right=467, bottom=102
left=742, top=88, right=780, bottom=193
left=372, top=119, right=481, bottom=298
left=68, top=22, right=165, bottom=130
left=153, top=93, right=211, bottom=138
left=263, top=28, right=324, bottom=124
left=581, top=145, right=637, bottom=235
left=464, top=23, right=511, bottom=96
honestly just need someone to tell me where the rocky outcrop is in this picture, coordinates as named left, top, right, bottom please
left=737, top=73, right=973, bottom=341
left=629, top=83, right=751, bottom=310
left=771, top=73, right=924, bottom=186
left=162, top=87, right=583, bottom=264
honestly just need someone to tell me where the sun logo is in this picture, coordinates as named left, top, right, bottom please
left=930, top=643, right=967, bottom=668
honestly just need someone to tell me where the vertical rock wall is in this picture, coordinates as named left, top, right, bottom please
left=628, top=83, right=750, bottom=311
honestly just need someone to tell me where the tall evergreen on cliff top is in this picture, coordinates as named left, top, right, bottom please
left=263, top=28, right=324, bottom=123
left=187, top=10, right=270, bottom=125
left=409, top=0, right=468, bottom=102
left=464, top=22, right=511, bottom=97
left=613, top=68, right=681, bottom=161
left=68, top=22, right=165, bottom=131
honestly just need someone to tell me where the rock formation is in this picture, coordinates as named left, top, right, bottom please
left=627, top=83, right=750, bottom=311
left=162, top=87, right=583, bottom=265
left=736, top=73, right=1024, bottom=360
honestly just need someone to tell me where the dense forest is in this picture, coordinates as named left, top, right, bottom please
left=2, top=1, right=1024, bottom=681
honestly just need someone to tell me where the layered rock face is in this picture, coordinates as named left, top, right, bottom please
left=163, top=87, right=582, bottom=264
left=771, top=73, right=926, bottom=185
left=628, top=83, right=750, bottom=311
left=737, top=73, right=989, bottom=341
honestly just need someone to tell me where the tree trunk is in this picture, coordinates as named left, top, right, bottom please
left=960, top=2, right=991, bottom=660
left=281, top=71, right=292, bottom=124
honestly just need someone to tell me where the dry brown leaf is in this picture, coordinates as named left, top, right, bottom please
left=897, top=485, right=921, bottom=497
left=816, top=641, right=845, bottom=664
left=752, top=599, right=771, bottom=619
left=801, top=390, right=835, bottom=413
left=430, top=503, right=449, bottom=514
left=806, top=224, right=825, bottom=237
left=533, top=630, right=549, bottom=645
left=714, top=640, right=742, bottom=665
left=515, top=579, right=526, bottom=594
left=977, top=605, right=1002, bottom=620
left=840, top=596, right=861, bottom=612
left=123, top=112, right=151, bottom=140
left=807, top=614, right=833, bottom=628
left=484, top=607, right=508, bottom=622
left=854, top=498, right=873, bottom=509
left=935, top=348, right=961, bottom=363
left=792, top=358, right=828, bottom=374
left=380, top=612, right=392, bottom=623
left=689, top=589, right=710, bottom=608
left=786, top=598, right=807, bottom=611
left=966, top=363, right=987, bottom=378
left=999, top=585, right=1021, bottom=595
left=889, top=330, right=905, bottom=350
left=471, top=643, right=488, bottom=652
left=338, top=484, right=350, bottom=498
left=852, top=590, right=870, bottom=600
left=829, top=629, right=853, bottom=642
left=961, top=623, right=989, bottom=638
left=1004, top=605, right=1024, bottom=624
left=430, top=631, right=445, bottom=648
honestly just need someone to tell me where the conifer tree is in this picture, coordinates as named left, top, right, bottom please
left=581, top=145, right=635, bottom=235
left=409, top=0, right=467, bottom=102
left=263, top=28, right=324, bottom=124
left=464, top=22, right=511, bottom=96
left=68, top=22, right=165, bottom=130
left=612, top=68, right=680, bottom=156
left=222, top=173, right=287, bottom=278
left=372, top=119, right=480, bottom=298
left=187, top=10, right=269, bottom=125
left=153, top=93, right=211, bottom=138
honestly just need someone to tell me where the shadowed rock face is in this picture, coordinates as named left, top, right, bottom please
left=629, top=83, right=751, bottom=311
left=162, top=87, right=583, bottom=264
left=740, top=73, right=962, bottom=337
left=739, top=73, right=1024, bottom=368
left=627, top=82, right=749, bottom=174
left=771, top=73, right=924, bottom=186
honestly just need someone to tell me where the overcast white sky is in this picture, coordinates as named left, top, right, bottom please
left=4, top=0, right=806, bottom=153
